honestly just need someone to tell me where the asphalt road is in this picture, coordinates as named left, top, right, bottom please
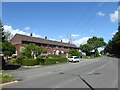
left=3, top=56, right=118, bottom=89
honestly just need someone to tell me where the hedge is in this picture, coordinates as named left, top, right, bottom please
left=37, top=56, right=45, bottom=65
left=37, top=57, right=67, bottom=65
left=48, top=54, right=64, bottom=58
left=21, top=58, right=39, bottom=66
left=16, top=55, right=28, bottom=65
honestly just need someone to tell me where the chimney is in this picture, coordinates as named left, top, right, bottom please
left=45, top=36, right=47, bottom=39
left=30, top=33, right=32, bottom=37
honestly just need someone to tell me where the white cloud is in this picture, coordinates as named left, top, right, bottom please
left=71, top=34, right=79, bottom=37
left=110, top=5, right=120, bottom=23
left=61, top=38, right=69, bottom=43
left=73, top=37, right=91, bottom=46
left=110, top=11, right=118, bottom=23
left=3, top=25, right=42, bottom=38
left=97, top=11, right=105, bottom=16
left=24, top=26, right=30, bottom=30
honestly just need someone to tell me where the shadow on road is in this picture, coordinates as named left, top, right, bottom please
left=4, top=64, right=21, bottom=70
left=0, top=56, right=21, bottom=70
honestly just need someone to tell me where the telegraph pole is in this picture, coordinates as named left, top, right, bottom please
left=67, top=34, right=73, bottom=44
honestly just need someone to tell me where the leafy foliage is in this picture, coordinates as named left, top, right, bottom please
left=21, top=43, right=46, bottom=58
left=37, top=55, right=67, bottom=65
left=0, top=19, right=5, bottom=42
left=79, top=44, right=93, bottom=56
left=21, top=58, right=39, bottom=66
left=104, top=26, right=120, bottom=56
left=68, top=49, right=81, bottom=56
left=87, top=36, right=106, bottom=50
left=94, top=49, right=100, bottom=57
left=0, top=20, right=15, bottom=58
left=2, top=41, right=16, bottom=57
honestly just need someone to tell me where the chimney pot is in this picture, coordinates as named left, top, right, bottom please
left=30, top=33, right=32, bottom=37
left=45, top=36, right=47, bottom=39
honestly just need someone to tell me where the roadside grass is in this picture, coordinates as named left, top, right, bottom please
left=0, top=70, right=14, bottom=84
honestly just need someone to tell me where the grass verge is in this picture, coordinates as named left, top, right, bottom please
left=0, top=70, right=14, bottom=84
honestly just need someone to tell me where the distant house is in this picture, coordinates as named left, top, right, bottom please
left=11, top=34, right=79, bottom=56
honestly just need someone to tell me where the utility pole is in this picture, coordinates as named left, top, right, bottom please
left=67, top=34, right=73, bottom=44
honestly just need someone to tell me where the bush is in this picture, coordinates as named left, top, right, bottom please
left=94, top=50, right=100, bottom=57
left=57, top=57, right=67, bottom=63
left=48, top=54, right=61, bottom=58
left=68, top=49, right=81, bottom=56
left=16, top=55, right=27, bottom=65
left=44, top=58, right=57, bottom=65
left=82, top=55, right=89, bottom=59
left=36, top=55, right=67, bottom=65
left=44, top=57, right=67, bottom=65
left=9, top=58, right=17, bottom=64
left=37, top=56, right=45, bottom=65
left=21, top=58, right=39, bottom=66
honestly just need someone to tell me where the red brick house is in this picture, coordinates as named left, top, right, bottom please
left=11, top=34, right=79, bottom=56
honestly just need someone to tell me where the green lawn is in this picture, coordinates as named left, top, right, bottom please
left=0, top=70, right=14, bottom=84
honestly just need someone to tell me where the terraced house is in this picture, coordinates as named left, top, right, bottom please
left=11, top=34, right=79, bottom=56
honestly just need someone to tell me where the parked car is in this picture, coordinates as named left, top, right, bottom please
left=68, top=56, right=81, bottom=62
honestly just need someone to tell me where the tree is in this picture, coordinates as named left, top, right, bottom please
left=21, top=43, right=46, bottom=58
left=104, top=26, right=120, bottom=56
left=2, top=41, right=16, bottom=59
left=4, top=31, right=13, bottom=41
left=0, top=19, right=5, bottom=42
left=94, top=49, right=100, bottom=57
left=104, top=40, right=113, bottom=54
left=68, top=49, right=81, bottom=56
left=87, top=36, right=106, bottom=50
left=79, top=44, right=94, bottom=56
left=0, top=19, right=16, bottom=60
left=0, top=20, right=4, bottom=54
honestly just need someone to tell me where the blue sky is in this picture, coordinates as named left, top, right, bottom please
left=2, top=2, right=118, bottom=46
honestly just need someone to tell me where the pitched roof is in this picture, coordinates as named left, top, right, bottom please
left=12, top=34, right=78, bottom=48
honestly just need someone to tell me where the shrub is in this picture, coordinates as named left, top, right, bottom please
left=57, top=57, right=67, bottom=63
left=44, top=57, right=67, bottom=65
left=48, top=54, right=60, bottom=58
left=16, top=55, right=27, bottom=65
left=21, top=58, right=39, bottom=66
left=37, top=56, right=45, bottom=65
left=37, top=55, right=67, bottom=65
left=94, top=50, right=100, bottom=57
left=68, top=49, right=81, bottom=56
left=82, top=55, right=89, bottom=59
left=9, top=58, right=17, bottom=64
left=44, top=58, right=57, bottom=65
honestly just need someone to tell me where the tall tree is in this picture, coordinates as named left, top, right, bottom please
left=79, top=44, right=94, bottom=56
left=2, top=41, right=16, bottom=58
left=87, top=36, right=106, bottom=50
left=104, top=26, right=120, bottom=56
left=0, top=19, right=5, bottom=42
left=0, top=19, right=16, bottom=59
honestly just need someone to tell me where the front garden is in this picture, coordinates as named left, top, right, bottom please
left=9, top=54, right=68, bottom=66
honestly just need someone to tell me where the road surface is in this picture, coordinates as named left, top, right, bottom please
left=3, top=56, right=118, bottom=89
